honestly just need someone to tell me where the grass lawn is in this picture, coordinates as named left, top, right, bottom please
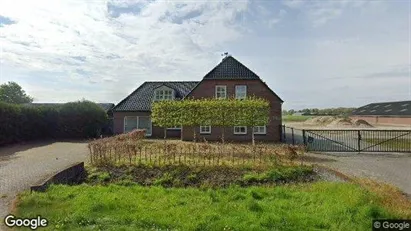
left=364, top=138, right=411, bottom=150
left=15, top=182, right=407, bottom=231
left=282, top=115, right=312, bottom=122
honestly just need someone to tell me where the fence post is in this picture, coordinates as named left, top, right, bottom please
left=357, top=130, right=361, bottom=152
left=303, top=130, right=307, bottom=145
left=291, top=128, right=295, bottom=145
left=283, top=125, right=286, bottom=142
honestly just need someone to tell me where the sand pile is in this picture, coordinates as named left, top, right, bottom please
left=326, top=118, right=353, bottom=128
left=304, top=116, right=334, bottom=125
left=352, top=119, right=373, bottom=128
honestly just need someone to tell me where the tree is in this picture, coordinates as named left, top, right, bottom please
left=0, top=82, right=33, bottom=104
left=151, top=98, right=270, bottom=145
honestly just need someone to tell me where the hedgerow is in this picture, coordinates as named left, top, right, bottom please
left=0, top=100, right=107, bottom=145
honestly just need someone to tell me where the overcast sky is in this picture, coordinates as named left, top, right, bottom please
left=0, top=0, right=410, bottom=110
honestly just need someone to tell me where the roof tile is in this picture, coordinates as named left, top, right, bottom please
left=113, top=81, right=199, bottom=112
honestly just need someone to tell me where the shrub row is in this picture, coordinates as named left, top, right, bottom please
left=0, top=101, right=108, bottom=145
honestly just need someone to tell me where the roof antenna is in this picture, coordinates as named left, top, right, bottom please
left=221, top=52, right=229, bottom=60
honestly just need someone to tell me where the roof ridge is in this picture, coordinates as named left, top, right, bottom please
left=202, top=55, right=260, bottom=80
left=368, top=100, right=411, bottom=105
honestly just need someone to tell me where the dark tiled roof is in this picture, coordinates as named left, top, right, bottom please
left=98, top=103, right=115, bottom=112
left=351, top=100, right=411, bottom=116
left=203, top=56, right=260, bottom=80
left=113, top=81, right=199, bottom=112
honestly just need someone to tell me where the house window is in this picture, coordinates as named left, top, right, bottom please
left=124, top=116, right=152, bottom=136
left=235, top=85, right=247, bottom=99
left=234, top=126, right=247, bottom=135
left=124, top=116, right=137, bottom=133
left=154, top=89, right=173, bottom=101
left=253, top=126, right=266, bottom=134
left=138, top=116, right=152, bottom=136
left=167, top=125, right=182, bottom=130
left=200, top=126, right=211, bottom=134
left=215, top=85, right=227, bottom=99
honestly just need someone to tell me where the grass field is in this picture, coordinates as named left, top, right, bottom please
left=15, top=182, right=407, bottom=231
left=365, top=138, right=411, bottom=150
left=282, top=115, right=312, bottom=122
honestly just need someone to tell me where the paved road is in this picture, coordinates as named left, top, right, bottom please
left=305, top=152, right=411, bottom=196
left=0, top=141, right=88, bottom=225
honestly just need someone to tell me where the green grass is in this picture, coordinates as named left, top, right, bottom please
left=283, top=115, right=312, bottom=122
left=365, top=138, right=411, bottom=150
left=87, top=164, right=315, bottom=187
left=15, top=182, right=399, bottom=231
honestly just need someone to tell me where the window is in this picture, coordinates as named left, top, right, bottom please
left=124, top=116, right=152, bottom=136
left=154, top=89, right=173, bottom=101
left=138, top=116, right=152, bottom=136
left=200, top=126, right=211, bottom=134
left=234, top=126, right=247, bottom=134
left=215, top=85, right=227, bottom=99
left=124, top=116, right=137, bottom=133
left=253, top=126, right=266, bottom=134
left=235, top=85, right=247, bottom=99
left=167, top=125, right=182, bottom=130
left=384, top=104, right=391, bottom=108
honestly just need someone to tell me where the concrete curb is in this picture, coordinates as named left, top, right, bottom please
left=30, top=162, right=86, bottom=192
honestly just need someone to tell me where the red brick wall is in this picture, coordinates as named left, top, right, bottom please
left=350, top=116, right=411, bottom=126
left=113, top=112, right=181, bottom=138
left=182, top=79, right=282, bottom=142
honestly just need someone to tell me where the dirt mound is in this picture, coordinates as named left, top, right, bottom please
left=352, top=119, right=373, bottom=128
left=326, top=118, right=353, bottom=128
left=304, top=116, right=334, bottom=125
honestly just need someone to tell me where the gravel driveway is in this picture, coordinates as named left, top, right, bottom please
left=0, top=141, right=88, bottom=224
left=305, top=152, right=411, bottom=196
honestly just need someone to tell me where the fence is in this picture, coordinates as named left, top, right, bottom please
left=88, top=141, right=302, bottom=167
left=281, top=125, right=411, bottom=153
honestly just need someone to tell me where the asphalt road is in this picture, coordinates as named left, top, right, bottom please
left=305, top=152, right=411, bottom=196
left=0, top=141, right=88, bottom=228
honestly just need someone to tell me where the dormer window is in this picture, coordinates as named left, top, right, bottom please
left=154, top=86, right=174, bottom=101
left=235, top=85, right=247, bottom=99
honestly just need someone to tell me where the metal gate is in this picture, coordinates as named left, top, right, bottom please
left=281, top=126, right=411, bottom=153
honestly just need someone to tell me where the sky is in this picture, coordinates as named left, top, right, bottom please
left=0, top=0, right=410, bottom=110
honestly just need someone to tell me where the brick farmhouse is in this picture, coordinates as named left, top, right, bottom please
left=350, top=100, right=411, bottom=126
left=112, top=56, right=284, bottom=142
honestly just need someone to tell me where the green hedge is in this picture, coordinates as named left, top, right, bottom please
left=0, top=101, right=108, bottom=145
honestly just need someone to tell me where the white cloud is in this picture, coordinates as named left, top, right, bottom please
left=0, top=0, right=253, bottom=102
left=0, top=0, right=409, bottom=110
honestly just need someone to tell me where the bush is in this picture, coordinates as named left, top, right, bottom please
left=0, top=100, right=108, bottom=146
left=58, top=101, right=107, bottom=138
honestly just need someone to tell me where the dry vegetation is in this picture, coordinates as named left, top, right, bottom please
left=88, top=129, right=306, bottom=168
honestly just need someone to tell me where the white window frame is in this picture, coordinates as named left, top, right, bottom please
left=253, top=126, right=266, bottom=135
left=167, top=125, right=182, bottom=130
left=215, top=85, right=227, bottom=99
left=123, top=116, right=152, bottom=136
left=200, top=126, right=211, bottom=134
left=234, top=126, right=247, bottom=135
left=235, top=85, right=247, bottom=100
left=154, top=87, right=174, bottom=101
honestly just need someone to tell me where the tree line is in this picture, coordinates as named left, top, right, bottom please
left=282, top=107, right=357, bottom=116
